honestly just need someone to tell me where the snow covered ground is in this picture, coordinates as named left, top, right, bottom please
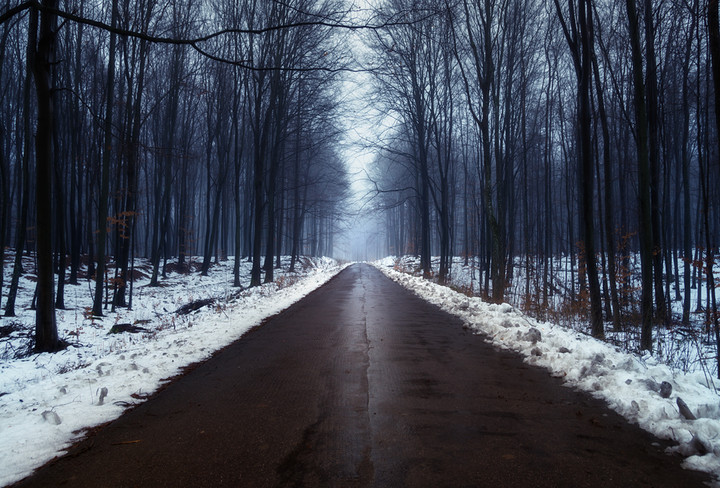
left=0, top=255, right=345, bottom=487
left=4, top=253, right=720, bottom=485
left=374, top=257, right=720, bottom=484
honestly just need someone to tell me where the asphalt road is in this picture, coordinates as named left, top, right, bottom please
left=13, top=264, right=712, bottom=487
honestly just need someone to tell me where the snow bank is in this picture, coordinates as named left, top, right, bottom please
left=0, top=256, right=345, bottom=487
left=374, top=262, right=720, bottom=483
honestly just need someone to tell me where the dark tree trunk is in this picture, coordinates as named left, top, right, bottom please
left=5, top=10, right=36, bottom=318
left=68, top=10, right=83, bottom=286
left=554, top=0, right=603, bottom=338
left=202, top=182, right=224, bottom=276
left=201, top=139, right=216, bottom=275
left=0, top=9, right=9, bottom=311
left=250, top=94, right=271, bottom=287
left=233, top=84, right=245, bottom=287
left=289, top=146, right=307, bottom=273
left=150, top=49, right=181, bottom=285
left=592, top=40, right=621, bottom=331
left=250, top=145, right=264, bottom=287
left=33, top=0, right=59, bottom=352
left=627, top=0, right=654, bottom=351
left=53, top=102, right=65, bottom=310
left=578, top=0, right=603, bottom=339
left=115, top=37, right=147, bottom=307
left=263, top=82, right=284, bottom=283
left=249, top=53, right=276, bottom=287
left=681, top=5, right=696, bottom=323
left=92, top=0, right=118, bottom=317
left=644, top=0, right=667, bottom=325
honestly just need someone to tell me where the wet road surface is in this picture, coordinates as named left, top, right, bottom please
left=14, top=264, right=711, bottom=487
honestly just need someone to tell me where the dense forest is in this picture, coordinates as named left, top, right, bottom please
left=365, top=0, right=720, bottom=355
left=1, top=0, right=720, bottom=358
left=0, top=0, right=352, bottom=351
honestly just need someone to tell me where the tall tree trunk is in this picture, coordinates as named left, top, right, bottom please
left=150, top=48, right=181, bottom=285
left=644, top=0, right=667, bottom=325
left=554, top=0, right=603, bottom=337
left=578, top=0, right=603, bottom=339
left=289, top=130, right=306, bottom=273
left=682, top=115, right=692, bottom=324
left=275, top=174, right=285, bottom=270
left=201, top=113, right=219, bottom=276
left=202, top=181, right=224, bottom=276
left=68, top=4, right=83, bottom=286
left=592, top=36, right=621, bottom=330
left=115, top=36, right=147, bottom=307
left=0, top=7, right=9, bottom=311
left=92, top=0, right=118, bottom=316
left=250, top=79, right=272, bottom=287
left=53, top=96, right=65, bottom=310
left=593, top=43, right=622, bottom=331
left=476, top=0, right=504, bottom=302
left=33, top=0, right=59, bottom=352
left=4, top=10, right=36, bottom=317
left=264, top=73, right=285, bottom=283
left=233, top=83, right=245, bottom=287
left=627, top=0, right=654, bottom=351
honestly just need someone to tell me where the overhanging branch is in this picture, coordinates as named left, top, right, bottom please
left=1, top=1, right=440, bottom=71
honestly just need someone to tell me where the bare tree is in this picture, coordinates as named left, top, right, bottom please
left=626, top=0, right=654, bottom=350
left=91, top=0, right=118, bottom=316
left=33, top=0, right=59, bottom=351
left=553, top=0, right=603, bottom=338
left=4, top=9, right=35, bottom=317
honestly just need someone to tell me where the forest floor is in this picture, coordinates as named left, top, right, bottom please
left=9, top=264, right=712, bottom=487
left=0, top=253, right=345, bottom=487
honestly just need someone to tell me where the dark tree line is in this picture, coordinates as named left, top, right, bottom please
left=369, top=0, right=720, bottom=355
left=4, top=0, right=720, bottom=360
left=0, top=0, right=351, bottom=351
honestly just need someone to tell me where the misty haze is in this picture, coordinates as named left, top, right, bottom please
left=1, top=0, right=720, bottom=486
